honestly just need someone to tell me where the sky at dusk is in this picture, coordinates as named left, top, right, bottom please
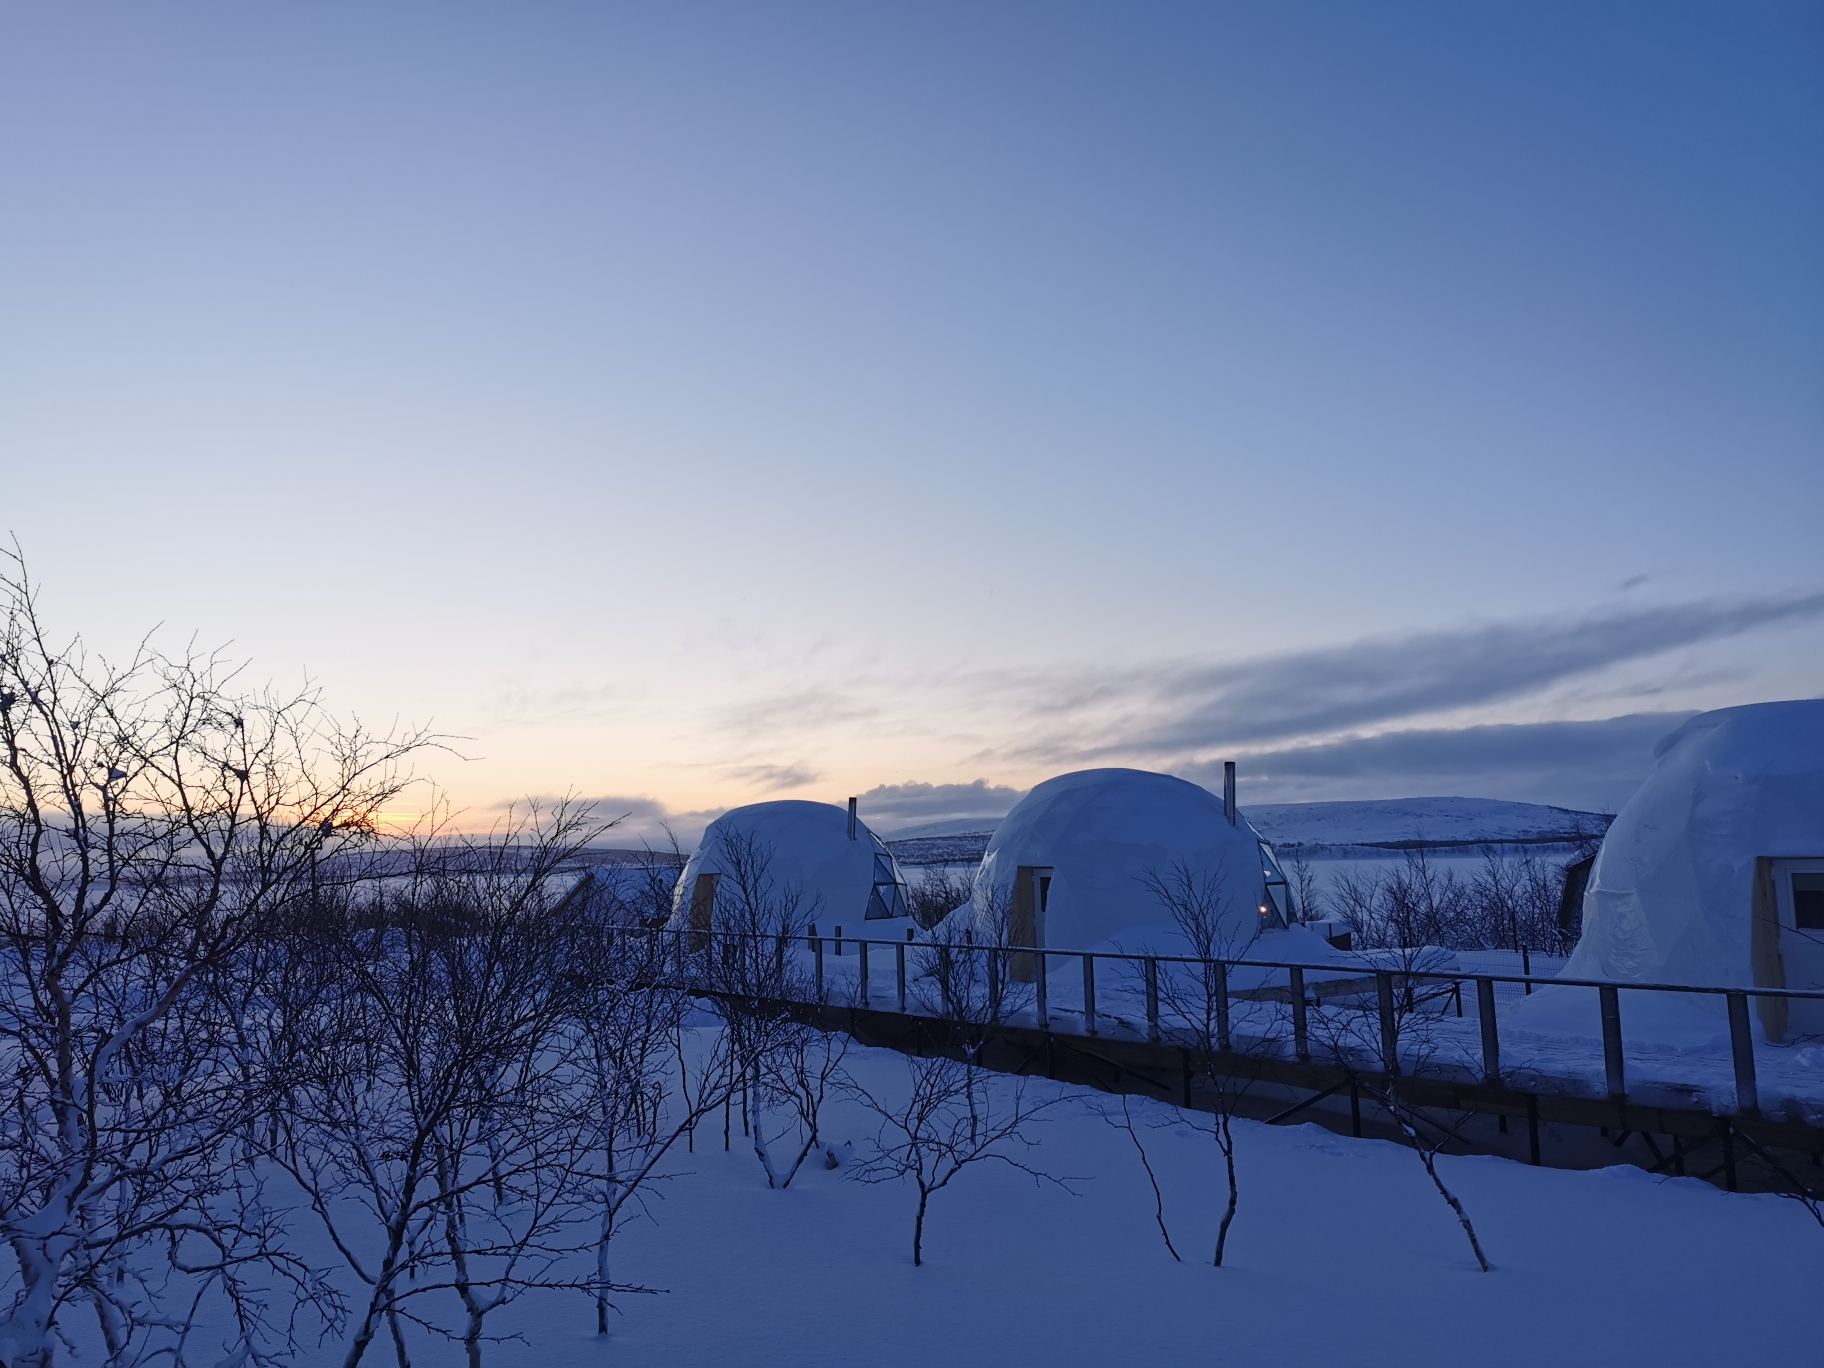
left=4, top=3, right=1821, bottom=840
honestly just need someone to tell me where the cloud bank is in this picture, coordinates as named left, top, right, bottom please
left=499, top=593, right=1821, bottom=848
left=851, top=780, right=1028, bottom=833
left=526, top=711, right=1739, bottom=849
left=989, top=593, right=1824, bottom=763
left=1194, top=712, right=1700, bottom=813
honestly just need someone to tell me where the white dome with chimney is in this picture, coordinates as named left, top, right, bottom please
left=946, top=767, right=1341, bottom=962
left=668, top=800, right=911, bottom=935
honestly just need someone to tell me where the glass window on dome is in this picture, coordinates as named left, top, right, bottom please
left=1793, top=872, right=1824, bottom=931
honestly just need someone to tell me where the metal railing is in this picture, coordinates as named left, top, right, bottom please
left=646, top=924, right=1824, bottom=1122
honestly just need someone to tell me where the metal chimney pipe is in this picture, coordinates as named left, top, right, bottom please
left=1223, top=761, right=1236, bottom=826
left=848, top=796, right=858, bottom=840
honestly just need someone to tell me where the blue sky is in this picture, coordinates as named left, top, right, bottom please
left=3, top=3, right=1820, bottom=836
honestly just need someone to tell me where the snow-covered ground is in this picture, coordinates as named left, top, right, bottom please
left=451, top=1033, right=1815, bottom=1367
left=74, top=1014, right=1811, bottom=1366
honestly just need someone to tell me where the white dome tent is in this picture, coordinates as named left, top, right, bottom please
left=1555, top=699, right=1824, bottom=1042
left=947, top=767, right=1342, bottom=969
left=669, top=799, right=912, bottom=939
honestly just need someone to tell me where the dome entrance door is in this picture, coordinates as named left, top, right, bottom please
left=1010, top=866, right=1052, bottom=983
left=1773, top=858, right=1824, bottom=1040
left=688, top=872, right=719, bottom=952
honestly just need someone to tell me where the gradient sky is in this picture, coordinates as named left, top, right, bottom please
left=4, top=3, right=1821, bottom=838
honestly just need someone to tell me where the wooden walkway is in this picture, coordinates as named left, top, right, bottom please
left=791, top=999, right=1824, bottom=1199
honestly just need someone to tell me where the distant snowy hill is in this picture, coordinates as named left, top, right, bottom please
left=880, top=817, right=1005, bottom=840
left=884, top=796, right=1611, bottom=867
left=879, top=817, right=1000, bottom=866
left=1244, top=796, right=1610, bottom=854
left=884, top=834, right=997, bottom=866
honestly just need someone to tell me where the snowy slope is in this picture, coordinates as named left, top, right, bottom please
left=877, top=817, right=1004, bottom=840
left=1243, top=796, right=1610, bottom=853
left=474, top=1038, right=1814, bottom=1366
left=884, top=834, right=995, bottom=866
left=94, top=1028, right=1819, bottom=1367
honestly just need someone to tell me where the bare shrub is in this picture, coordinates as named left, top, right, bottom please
left=915, top=880, right=1029, bottom=1032
left=907, top=865, right=973, bottom=931
left=599, top=833, right=688, bottom=929
left=749, top=1030, right=850, bottom=1190
left=1335, top=843, right=1597, bottom=956
left=1334, top=848, right=1473, bottom=951
left=1467, top=848, right=1558, bottom=952
left=267, top=804, right=623, bottom=1367
left=0, top=551, right=430, bottom=1367
left=1284, top=846, right=1322, bottom=924
left=1139, top=858, right=1275, bottom=1267
left=1306, top=952, right=1491, bottom=1272
left=572, top=909, right=727, bottom=1335
left=685, top=830, right=850, bottom=1192
left=850, top=1057, right=1066, bottom=1266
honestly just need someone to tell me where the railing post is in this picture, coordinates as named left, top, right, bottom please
left=959, top=930, right=971, bottom=1022
left=1214, top=961, right=1230, bottom=1053
left=813, top=929, right=825, bottom=1002
left=1476, top=978, right=1500, bottom=1085
left=834, top=924, right=843, bottom=958
left=1144, top=958, right=1160, bottom=1042
left=1727, top=991, right=1759, bottom=1116
left=896, top=936, right=908, bottom=1013
left=858, top=938, right=870, bottom=1008
left=1035, top=950, right=1048, bottom=1028
left=1521, top=945, right=1533, bottom=995
left=1289, top=966, right=1309, bottom=1062
left=1377, top=972, right=1399, bottom=1076
left=1083, top=954, right=1097, bottom=1035
left=1598, top=984, right=1625, bottom=1100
